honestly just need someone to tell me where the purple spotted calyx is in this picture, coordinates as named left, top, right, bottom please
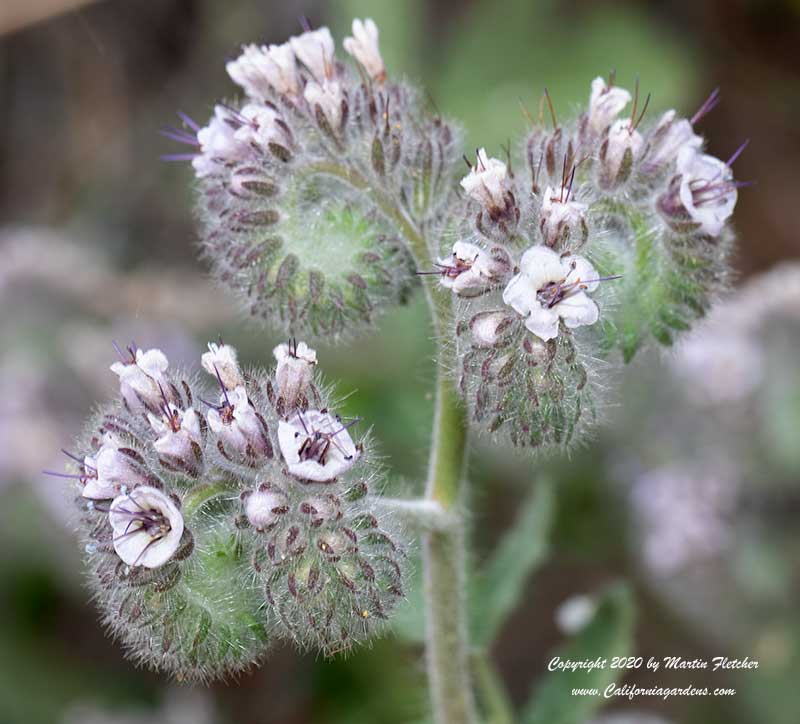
left=54, top=340, right=406, bottom=679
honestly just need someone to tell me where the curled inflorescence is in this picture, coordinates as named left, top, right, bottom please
left=168, top=20, right=461, bottom=340
left=55, top=339, right=406, bottom=680
left=432, top=79, right=743, bottom=450
left=63, top=17, right=745, bottom=681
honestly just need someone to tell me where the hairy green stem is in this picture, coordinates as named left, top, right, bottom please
left=472, top=651, right=515, bottom=724
left=369, top=497, right=454, bottom=531
left=307, top=158, right=475, bottom=723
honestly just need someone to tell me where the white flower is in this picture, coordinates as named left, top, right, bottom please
left=226, top=42, right=300, bottom=98
left=539, top=185, right=588, bottom=248
left=82, top=443, right=146, bottom=500
left=469, top=311, right=512, bottom=348
left=437, top=241, right=505, bottom=297
left=244, top=487, right=288, bottom=529
left=109, top=486, right=184, bottom=569
left=207, top=386, right=265, bottom=456
left=201, top=342, right=243, bottom=390
left=555, top=594, right=597, bottom=634
left=303, top=80, right=344, bottom=127
left=110, top=347, right=169, bottom=411
left=459, top=149, right=510, bottom=213
left=602, top=119, right=644, bottom=182
left=588, top=76, right=631, bottom=135
left=278, top=409, right=359, bottom=482
left=147, top=405, right=201, bottom=461
left=643, top=109, right=702, bottom=172
left=676, top=146, right=737, bottom=236
left=273, top=341, right=317, bottom=408
left=502, top=246, right=600, bottom=341
left=289, top=27, right=335, bottom=84
left=343, top=18, right=386, bottom=82
left=235, top=104, right=285, bottom=147
left=191, top=105, right=248, bottom=178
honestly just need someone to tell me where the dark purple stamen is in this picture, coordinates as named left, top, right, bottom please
left=43, top=470, right=87, bottom=480
left=691, top=87, right=720, bottom=126
left=61, top=449, right=92, bottom=468
left=177, top=111, right=200, bottom=132
left=213, top=364, right=231, bottom=407
left=159, top=128, right=199, bottom=146
left=160, top=153, right=198, bottom=162
left=726, top=139, right=749, bottom=168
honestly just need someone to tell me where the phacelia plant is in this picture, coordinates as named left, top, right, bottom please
left=59, top=17, right=744, bottom=724
left=55, top=339, right=405, bottom=680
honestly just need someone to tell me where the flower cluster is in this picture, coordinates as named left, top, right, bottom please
left=167, top=19, right=460, bottom=340
left=56, top=340, right=405, bottom=679
left=434, top=77, right=742, bottom=448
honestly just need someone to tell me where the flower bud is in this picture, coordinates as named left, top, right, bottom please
left=273, top=341, right=317, bottom=411
left=201, top=342, right=244, bottom=390
left=289, top=27, right=335, bottom=84
left=343, top=18, right=386, bottom=83
left=235, top=104, right=288, bottom=148
left=539, top=185, right=589, bottom=249
left=460, top=149, right=514, bottom=221
left=226, top=42, right=300, bottom=99
left=469, top=311, right=513, bottom=348
left=588, top=76, right=631, bottom=135
left=244, top=485, right=289, bottom=530
left=304, top=80, right=344, bottom=128
left=110, top=347, right=169, bottom=412
left=599, top=119, right=644, bottom=188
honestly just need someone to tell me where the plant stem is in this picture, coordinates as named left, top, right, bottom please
left=307, top=158, right=476, bottom=723
left=472, top=651, right=515, bottom=724
left=369, top=497, right=454, bottom=531
left=423, top=368, right=474, bottom=724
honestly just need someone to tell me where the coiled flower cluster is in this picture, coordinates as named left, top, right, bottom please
left=57, top=340, right=405, bottom=680
left=63, top=17, right=745, bottom=683
left=437, top=79, right=743, bottom=449
left=169, top=19, right=460, bottom=339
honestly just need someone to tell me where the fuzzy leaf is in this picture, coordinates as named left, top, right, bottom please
left=520, top=583, right=636, bottom=724
left=471, top=478, right=555, bottom=647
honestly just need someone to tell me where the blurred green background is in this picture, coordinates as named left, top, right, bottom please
left=1, top=0, right=799, bottom=722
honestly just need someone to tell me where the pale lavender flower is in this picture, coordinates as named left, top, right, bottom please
left=343, top=18, right=386, bottom=82
left=502, top=246, right=601, bottom=341
left=588, top=76, right=631, bottom=134
left=278, top=409, right=359, bottom=482
left=289, top=27, right=335, bottom=84
left=110, top=347, right=169, bottom=411
left=201, top=342, right=243, bottom=390
left=109, top=485, right=184, bottom=568
left=226, top=42, right=300, bottom=98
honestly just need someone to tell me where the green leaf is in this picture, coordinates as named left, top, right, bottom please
left=520, top=583, right=636, bottom=724
left=471, top=478, right=555, bottom=647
